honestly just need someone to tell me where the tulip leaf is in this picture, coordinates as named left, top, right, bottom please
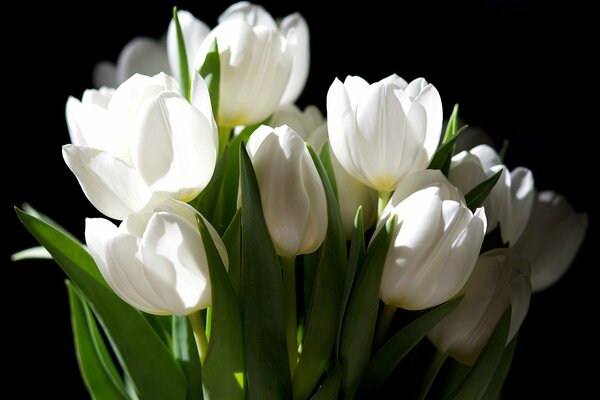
left=143, top=314, right=172, bottom=347
left=465, top=170, right=503, bottom=211
left=449, top=306, right=512, bottom=400
left=319, top=142, right=338, bottom=199
left=197, top=215, right=245, bottom=400
left=173, top=7, right=191, bottom=101
left=335, top=206, right=365, bottom=359
left=67, top=280, right=129, bottom=400
left=356, top=296, right=464, bottom=396
left=191, top=145, right=229, bottom=224
left=239, top=145, right=291, bottom=400
left=293, top=145, right=347, bottom=400
left=339, top=215, right=397, bottom=398
left=199, top=39, right=220, bottom=120
left=310, top=365, right=342, bottom=400
left=16, top=208, right=188, bottom=400
left=11, top=245, right=51, bottom=261
left=430, top=358, right=471, bottom=399
left=172, top=316, right=203, bottom=400
left=428, top=125, right=467, bottom=175
left=482, top=335, right=518, bottom=400
left=223, top=210, right=242, bottom=301
left=443, top=104, right=460, bottom=143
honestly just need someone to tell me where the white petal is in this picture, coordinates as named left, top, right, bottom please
left=279, top=13, right=310, bottom=104
left=116, top=37, right=170, bottom=84
left=218, top=1, right=277, bottom=27
left=167, top=10, right=210, bottom=81
left=132, top=92, right=217, bottom=202
left=190, top=73, right=218, bottom=132
left=470, top=144, right=502, bottom=171
left=11, top=246, right=52, bottom=261
left=504, top=167, right=534, bottom=244
left=412, top=84, right=443, bottom=160
left=92, top=61, right=117, bottom=88
left=63, top=145, right=154, bottom=220
left=343, top=75, right=370, bottom=110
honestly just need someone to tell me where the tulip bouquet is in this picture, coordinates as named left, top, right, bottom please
left=14, top=2, right=588, bottom=400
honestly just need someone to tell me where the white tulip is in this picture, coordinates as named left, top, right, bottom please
left=218, top=2, right=310, bottom=105
left=86, top=201, right=227, bottom=316
left=449, top=144, right=534, bottom=244
left=428, top=249, right=531, bottom=365
left=327, top=75, right=443, bottom=193
left=195, top=19, right=295, bottom=127
left=514, top=191, right=588, bottom=292
left=167, top=10, right=210, bottom=82
left=271, top=105, right=378, bottom=238
left=93, top=37, right=170, bottom=88
left=64, top=73, right=218, bottom=220
left=378, top=170, right=487, bottom=310
left=246, top=125, right=327, bottom=257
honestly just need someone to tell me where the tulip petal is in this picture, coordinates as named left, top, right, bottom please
left=63, top=145, right=154, bottom=220
left=116, top=37, right=170, bottom=85
left=218, top=1, right=277, bottom=27
left=504, top=167, right=534, bottom=244
left=470, top=144, right=503, bottom=172
left=167, top=10, right=210, bottom=81
left=411, top=83, right=443, bottom=159
left=279, top=13, right=310, bottom=105
left=190, top=73, right=218, bottom=132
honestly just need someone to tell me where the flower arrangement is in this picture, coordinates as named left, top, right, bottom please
left=13, top=2, right=588, bottom=399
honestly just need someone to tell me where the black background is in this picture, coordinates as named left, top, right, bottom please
left=3, top=0, right=595, bottom=397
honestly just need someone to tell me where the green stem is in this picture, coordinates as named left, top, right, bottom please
left=418, top=350, right=447, bottom=400
left=188, top=312, right=208, bottom=363
left=282, top=256, right=298, bottom=375
left=374, top=303, right=397, bottom=349
left=218, top=126, right=231, bottom=156
left=378, top=191, right=391, bottom=216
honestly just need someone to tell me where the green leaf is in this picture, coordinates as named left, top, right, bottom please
left=428, top=125, right=467, bottom=175
left=319, top=143, right=338, bottom=199
left=67, top=281, right=129, bottom=400
left=172, top=7, right=191, bottom=101
left=11, top=245, right=51, bottom=261
left=199, top=39, right=220, bottom=119
left=144, top=314, right=172, bottom=348
left=339, top=215, right=397, bottom=398
left=310, top=365, right=342, bottom=400
left=443, top=104, right=460, bottom=143
left=430, top=358, right=471, bottom=399
left=449, top=306, right=512, bottom=400
left=335, top=206, right=365, bottom=359
left=293, top=145, right=347, bottom=400
left=16, top=208, right=187, bottom=400
left=465, top=170, right=503, bottom=211
left=482, top=335, right=518, bottom=400
left=356, top=296, right=464, bottom=396
left=172, top=316, right=203, bottom=400
left=239, top=146, right=291, bottom=400
left=196, top=215, right=245, bottom=400
left=190, top=146, right=229, bottom=224
left=222, top=210, right=242, bottom=301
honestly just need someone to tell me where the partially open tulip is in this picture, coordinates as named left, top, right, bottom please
left=378, top=170, right=487, bottom=310
left=327, top=75, right=443, bottom=193
left=85, top=201, right=228, bottom=316
left=514, top=191, right=588, bottom=292
left=218, top=2, right=309, bottom=105
left=246, top=125, right=327, bottom=256
left=64, top=73, right=218, bottom=220
left=449, top=144, right=534, bottom=245
left=428, top=249, right=531, bottom=365
left=196, top=17, right=295, bottom=127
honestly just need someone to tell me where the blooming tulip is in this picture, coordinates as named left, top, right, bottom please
left=196, top=18, right=295, bottom=127
left=85, top=201, right=228, bottom=316
left=218, top=2, right=310, bottom=105
left=428, top=249, right=531, bottom=365
left=64, top=73, right=218, bottom=220
left=449, top=144, right=534, bottom=244
left=272, top=105, right=378, bottom=238
left=378, top=170, right=487, bottom=310
left=246, top=125, right=327, bottom=256
left=514, top=191, right=588, bottom=292
left=327, top=75, right=443, bottom=193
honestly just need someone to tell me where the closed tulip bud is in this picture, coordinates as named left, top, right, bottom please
left=378, top=170, right=487, bottom=310
left=64, top=73, right=218, bottom=220
left=514, top=191, right=588, bottom=292
left=246, top=125, right=327, bottom=256
left=85, top=201, right=228, bottom=316
left=167, top=10, right=210, bottom=83
left=271, top=105, right=378, bottom=238
left=218, top=2, right=310, bottom=105
left=196, top=16, right=295, bottom=127
left=449, top=144, right=534, bottom=245
left=327, top=75, right=443, bottom=192
left=428, top=249, right=531, bottom=365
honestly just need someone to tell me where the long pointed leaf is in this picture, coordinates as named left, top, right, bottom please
left=172, top=316, right=203, bottom=400
left=482, top=335, right=518, bottom=400
left=173, top=7, right=191, bottom=101
left=198, top=39, right=220, bottom=118
left=465, top=170, right=503, bottom=211
left=310, top=365, right=342, bottom=400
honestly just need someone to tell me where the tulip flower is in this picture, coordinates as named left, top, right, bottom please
left=327, top=75, right=443, bottom=193
left=428, top=249, right=531, bottom=365
left=218, top=2, right=309, bottom=105
left=272, top=105, right=378, bottom=238
left=514, top=191, right=588, bottom=292
left=449, top=144, right=534, bottom=244
left=378, top=170, right=487, bottom=310
left=64, top=73, right=218, bottom=220
left=93, top=37, right=170, bottom=88
left=85, top=201, right=228, bottom=316
left=196, top=18, right=295, bottom=127
left=246, top=125, right=327, bottom=257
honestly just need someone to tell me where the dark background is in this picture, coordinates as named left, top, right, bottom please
left=3, top=0, right=594, bottom=397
